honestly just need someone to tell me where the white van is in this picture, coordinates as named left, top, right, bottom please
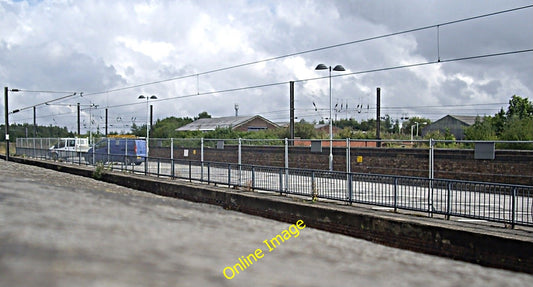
left=49, top=138, right=90, bottom=160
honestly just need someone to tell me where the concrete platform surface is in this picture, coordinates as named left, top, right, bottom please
left=1, top=160, right=532, bottom=287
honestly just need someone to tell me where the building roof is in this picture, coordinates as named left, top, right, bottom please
left=448, top=115, right=478, bottom=126
left=176, top=115, right=279, bottom=132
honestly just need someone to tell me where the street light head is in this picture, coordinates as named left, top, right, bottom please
left=333, top=65, right=345, bottom=72
left=149, top=95, right=157, bottom=100
left=10, top=89, right=20, bottom=92
left=138, top=95, right=146, bottom=99
left=315, top=64, right=328, bottom=70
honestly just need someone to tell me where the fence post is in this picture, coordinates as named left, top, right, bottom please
left=200, top=138, right=204, bottom=182
left=170, top=138, right=174, bottom=178
left=428, top=139, right=434, bottom=217
left=228, top=164, right=232, bottom=187
left=124, top=139, right=128, bottom=171
left=251, top=166, right=255, bottom=190
left=144, top=155, right=148, bottom=175
left=446, top=182, right=452, bottom=220
left=511, top=187, right=516, bottom=229
left=157, top=158, right=161, bottom=177
left=279, top=168, right=283, bottom=195
left=207, top=162, right=211, bottom=184
left=348, top=173, right=353, bottom=205
left=107, top=137, right=110, bottom=165
left=346, top=138, right=351, bottom=204
left=238, top=138, right=242, bottom=186
left=284, top=138, right=289, bottom=192
left=428, top=139, right=435, bottom=179
left=189, top=160, right=192, bottom=182
left=394, top=177, right=398, bottom=212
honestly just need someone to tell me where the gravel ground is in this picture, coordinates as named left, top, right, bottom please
left=1, top=160, right=532, bottom=287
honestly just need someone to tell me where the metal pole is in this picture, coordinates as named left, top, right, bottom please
left=376, top=87, right=381, bottom=147
left=329, top=67, right=333, bottom=171
left=77, top=103, right=80, bottom=136
left=146, top=99, right=150, bottom=158
left=238, top=138, right=242, bottom=186
left=105, top=108, right=108, bottom=136
left=346, top=138, right=352, bottom=204
left=346, top=138, right=350, bottom=174
left=201, top=138, right=204, bottom=181
left=150, top=104, right=153, bottom=130
left=285, top=137, right=289, bottom=192
left=289, top=81, right=295, bottom=144
left=170, top=139, right=174, bottom=178
left=33, top=106, right=37, bottom=137
left=4, top=87, right=10, bottom=161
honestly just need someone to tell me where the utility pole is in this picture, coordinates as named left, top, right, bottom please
left=4, top=87, right=19, bottom=161
left=4, top=87, right=9, bottom=161
left=376, top=87, right=381, bottom=147
left=105, top=108, right=108, bottom=136
left=77, top=103, right=80, bottom=136
left=150, top=104, right=153, bottom=131
left=33, top=106, right=37, bottom=137
left=289, top=81, right=295, bottom=145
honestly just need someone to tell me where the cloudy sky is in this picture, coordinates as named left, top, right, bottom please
left=1, top=0, right=532, bottom=133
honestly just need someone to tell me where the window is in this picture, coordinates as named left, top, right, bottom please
left=247, top=126, right=267, bottom=132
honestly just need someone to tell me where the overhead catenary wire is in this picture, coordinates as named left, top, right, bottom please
left=11, top=4, right=533, bottom=114
left=10, top=48, right=530, bottom=124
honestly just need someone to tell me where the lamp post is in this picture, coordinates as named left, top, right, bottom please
left=315, top=64, right=345, bottom=171
left=138, top=95, right=157, bottom=158
left=4, top=87, right=20, bottom=161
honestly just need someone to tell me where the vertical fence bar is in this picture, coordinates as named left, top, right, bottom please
left=512, top=187, right=516, bottom=228
left=189, top=160, right=192, bottom=182
left=201, top=138, right=204, bottom=182
left=92, top=140, right=95, bottom=166
left=428, top=139, right=434, bottom=217
left=125, top=139, right=128, bottom=171
left=207, top=162, right=211, bottom=185
left=446, top=182, right=452, bottom=220
left=251, top=166, right=255, bottom=190
left=279, top=168, right=283, bottom=195
left=311, top=171, right=316, bottom=201
left=394, top=177, right=398, bottom=212
left=171, top=138, right=174, bottom=179
left=228, top=164, right=232, bottom=187
left=284, top=138, right=289, bottom=192
left=144, top=138, right=148, bottom=175
left=107, top=138, right=110, bottom=165
left=348, top=173, right=353, bottom=205
left=157, top=158, right=160, bottom=177
left=346, top=138, right=351, bottom=204
left=238, top=138, right=242, bottom=186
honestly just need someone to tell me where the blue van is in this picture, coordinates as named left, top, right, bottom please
left=85, top=138, right=146, bottom=165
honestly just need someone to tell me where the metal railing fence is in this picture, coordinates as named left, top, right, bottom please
left=14, top=137, right=533, bottom=227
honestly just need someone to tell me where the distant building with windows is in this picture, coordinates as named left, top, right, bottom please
left=421, top=115, right=478, bottom=140
left=176, top=115, right=279, bottom=132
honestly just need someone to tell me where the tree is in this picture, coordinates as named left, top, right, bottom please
left=507, top=95, right=533, bottom=120
left=294, top=121, right=318, bottom=139
left=464, top=116, right=497, bottom=140
left=491, top=108, right=506, bottom=136
left=401, top=117, right=431, bottom=135
left=195, top=111, right=212, bottom=120
left=151, top=116, right=193, bottom=138
left=130, top=122, right=146, bottom=137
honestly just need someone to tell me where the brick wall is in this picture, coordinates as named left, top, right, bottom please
left=150, top=145, right=533, bottom=185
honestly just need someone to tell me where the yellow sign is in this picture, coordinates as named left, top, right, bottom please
left=357, top=156, right=363, bottom=163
